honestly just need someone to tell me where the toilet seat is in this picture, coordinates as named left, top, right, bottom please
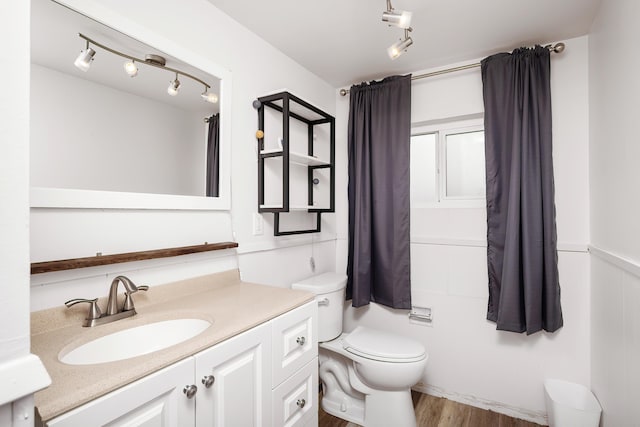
left=342, top=326, right=426, bottom=363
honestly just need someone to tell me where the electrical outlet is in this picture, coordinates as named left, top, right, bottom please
left=252, top=213, right=263, bottom=235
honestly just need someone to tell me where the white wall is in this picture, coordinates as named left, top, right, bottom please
left=335, top=35, right=590, bottom=423
left=1, top=1, right=50, bottom=425
left=30, top=0, right=338, bottom=310
left=589, top=0, right=640, bottom=425
left=31, top=64, right=205, bottom=196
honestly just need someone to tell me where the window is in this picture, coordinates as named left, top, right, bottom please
left=410, top=119, right=485, bottom=207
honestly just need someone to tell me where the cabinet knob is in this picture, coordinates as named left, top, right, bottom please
left=296, top=398, right=306, bottom=409
left=183, top=384, right=198, bottom=399
left=201, top=375, right=215, bottom=388
left=296, top=336, right=306, bottom=346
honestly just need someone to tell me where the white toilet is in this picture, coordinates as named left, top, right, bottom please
left=292, top=272, right=428, bottom=427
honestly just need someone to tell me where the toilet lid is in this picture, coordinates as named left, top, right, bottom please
left=342, top=326, right=426, bottom=363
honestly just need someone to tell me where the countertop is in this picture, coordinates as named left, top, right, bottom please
left=31, top=269, right=314, bottom=422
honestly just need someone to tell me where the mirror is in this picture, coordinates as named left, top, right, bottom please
left=30, top=0, right=231, bottom=210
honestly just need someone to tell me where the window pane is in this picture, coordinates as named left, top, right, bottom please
left=410, top=133, right=437, bottom=204
left=445, top=131, right=485, bottom=198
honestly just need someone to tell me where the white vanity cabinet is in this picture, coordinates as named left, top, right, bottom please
left=41, top=300, right=318, bottom=427
left=45, top=357, right=195, bottom=426
left=194, top=321, right=272, bottom=426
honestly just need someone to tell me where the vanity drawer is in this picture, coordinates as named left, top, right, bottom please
left=271, top=300, right=317, bottom=387
left=272, top=357, right=318, bottom=427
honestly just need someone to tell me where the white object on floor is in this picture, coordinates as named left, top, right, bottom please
left=544, top=379, right=601, bottom=427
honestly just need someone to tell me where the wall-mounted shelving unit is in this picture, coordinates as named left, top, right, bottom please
left=256, top=91, right=335, bottom=236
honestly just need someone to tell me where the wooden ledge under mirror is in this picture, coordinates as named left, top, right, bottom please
left=30, top=0, right=232, bottom=210
left=31, top=242, right=239, bottom=274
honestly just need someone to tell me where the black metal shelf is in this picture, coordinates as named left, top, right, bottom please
left=256, top=91, right=335, bottom=236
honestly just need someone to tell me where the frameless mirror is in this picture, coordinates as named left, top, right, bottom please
left=30, top=0, right=231, bottom=210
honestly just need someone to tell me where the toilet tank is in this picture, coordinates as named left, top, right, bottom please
left=292, top=272, right=347, bottom=342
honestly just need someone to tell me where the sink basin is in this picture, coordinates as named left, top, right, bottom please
left=59, top=318, right=212, bottom=365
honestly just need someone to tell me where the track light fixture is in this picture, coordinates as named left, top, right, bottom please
left=73, top=40, right=96, bottom=72
left=382, top=1, right=414, bottom=59
left=381, top=0, right=412, bottom=29
left=73, top=33, right=218, bottom=103
left=123, top=59, right=138, bottom=77
left=201, top=90, right=219, bottom=103
left=387, top=28, right=413, bottom=60
left=167, top=73, right=181, bottom=96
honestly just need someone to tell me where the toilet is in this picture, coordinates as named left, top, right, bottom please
left=292, top=272, right=428, bottom=427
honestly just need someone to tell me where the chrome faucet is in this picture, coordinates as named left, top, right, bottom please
left=65, top=275, right=148, bottom=327
left=107, top=275, right=145, bottom=315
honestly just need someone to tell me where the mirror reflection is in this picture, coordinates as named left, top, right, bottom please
left=30, top=0, right=222, bottom=198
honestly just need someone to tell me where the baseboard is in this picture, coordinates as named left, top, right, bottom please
left=412, top=383, right=548, bottom=426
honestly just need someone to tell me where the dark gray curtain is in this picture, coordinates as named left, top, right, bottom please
left=346, top=75, right=412, bottom=309
left=206, top=113, right=219, bottom=197
left=481, top=46, right=563, bottom=334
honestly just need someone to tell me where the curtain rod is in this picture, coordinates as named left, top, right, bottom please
left=339, top=42, right=566, bottom=96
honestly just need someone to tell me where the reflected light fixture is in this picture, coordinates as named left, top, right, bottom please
left=381, top=0, right=412, bottom=29
left=123, top=59, right=138, bottom=77
left=387, top=29, right=413, bottom=60
left=73, top=33, right=218, bottom=102
left=167, top=73, right=181, bottom=96
left=73, top=41, right=96, bottom=72
left=201, top=90, right=219, bottom=103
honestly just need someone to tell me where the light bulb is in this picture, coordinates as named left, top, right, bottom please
left=387, top=36, right=413, bottom=60
left=167, top=78, right=181, bottom=96
left=74, top=47, right=96, bottom=72
left=124, top=60, right=138, bottom=77
left=382, top=10, right=412, bottom=29
left=201, top=92, right=219, bottom=103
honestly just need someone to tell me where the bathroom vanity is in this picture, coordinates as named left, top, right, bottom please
left=31, top=270, right=318, bottom=426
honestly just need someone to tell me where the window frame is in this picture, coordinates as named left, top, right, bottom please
left=411, top=118, right=485, bottom=209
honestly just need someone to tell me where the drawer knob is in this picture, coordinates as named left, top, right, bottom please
left=296, top=336, right=306, bottom=346
left=318, top=298, right=330, bottom=306
left=202, top=375, right=215, bottom=388
left=183, top=384, right=198, bottom=399
left=296, top=398, right=306, bottom=409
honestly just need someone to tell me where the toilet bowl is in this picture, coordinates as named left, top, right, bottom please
left=292, top=272, right=428, bottom=427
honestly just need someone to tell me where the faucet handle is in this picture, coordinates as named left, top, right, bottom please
left=123, top=285, right=149, bottom=311
left=65, top=298, right=103, bottom=321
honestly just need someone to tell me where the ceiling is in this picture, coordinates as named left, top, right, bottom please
left=208, top=0, right=602, bottom=88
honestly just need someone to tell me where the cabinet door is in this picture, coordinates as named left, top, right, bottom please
left=194, top=322, right=272, bottom=427
left=271, top=301, right=317, bottom=387
left=272, top=358, right=318, bottom=427
left=46, top=358, right=195, bottom=427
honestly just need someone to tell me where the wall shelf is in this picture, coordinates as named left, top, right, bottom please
left=259, top=149, right=329, bottom=167
left=256, top=91, right=335, bottom=236
left=31, top=242, right=238, bottom=274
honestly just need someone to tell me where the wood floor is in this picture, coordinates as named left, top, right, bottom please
left=318, top=391, right=546, bottom=427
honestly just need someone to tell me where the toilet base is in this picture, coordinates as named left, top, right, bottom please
left=362, top=390, right=416, bottom=427
left=321, top=387, right=365, bottom=425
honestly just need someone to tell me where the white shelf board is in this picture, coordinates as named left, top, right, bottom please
left=259, top=204, right=321, bottom=211
left=260, top=149, right=329, bottom=166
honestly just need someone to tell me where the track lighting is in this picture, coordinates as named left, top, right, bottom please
left=382, top=1, right=414, bottom=59
left=387, top=29, right=413, bottom=60
left=167, top=73, right=181, bottom=96
left=123, top=59, right=138, bottom=77
left=382, top=9, right=412, bottom=29
left=201, top=90, right=219, bottom=104
left=73, top=33, right=218, bottom=101
left=74, top=41, right=95, bottom=72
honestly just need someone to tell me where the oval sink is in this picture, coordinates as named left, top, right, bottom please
left=59, top=318, right=212, bottom=365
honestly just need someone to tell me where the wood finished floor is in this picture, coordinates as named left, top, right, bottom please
left=318, top=391, right=546, bottom=427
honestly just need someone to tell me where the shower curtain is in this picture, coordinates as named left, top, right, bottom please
left=206, top=113, right=219, bottom=197
left=346, top=75, right=412, bottom=309
left=481, top=46, right=563, bottom=334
